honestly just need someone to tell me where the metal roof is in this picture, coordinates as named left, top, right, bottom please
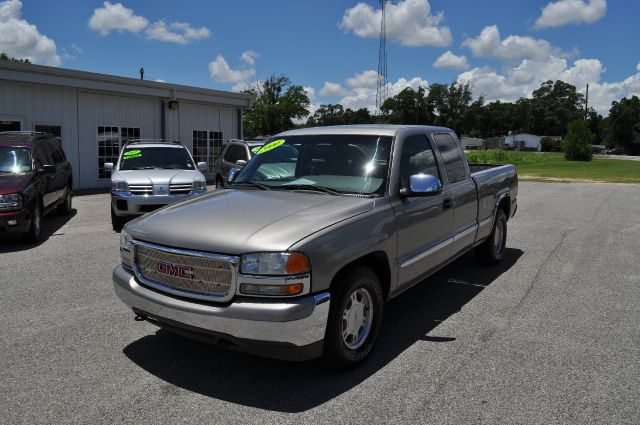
left=0, top=61, right=255, bottom=108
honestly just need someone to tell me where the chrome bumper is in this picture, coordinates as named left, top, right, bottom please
left=111, top=191, right=205, bottom=216
left=112, top=264, right=330, bottom=348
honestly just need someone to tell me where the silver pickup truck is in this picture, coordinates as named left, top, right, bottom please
left=113, top=125, right=517, bottom=366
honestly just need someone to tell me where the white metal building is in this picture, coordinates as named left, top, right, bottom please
left=0, top=61, right=254, bottom=189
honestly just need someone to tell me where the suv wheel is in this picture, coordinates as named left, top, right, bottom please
left=111, top=207, right=127, bottom=231
left=57, top=185, right=72, bottom=215
left=324, top=267, right=384, bottom=368
left=26, top=201, right=42, bottom=242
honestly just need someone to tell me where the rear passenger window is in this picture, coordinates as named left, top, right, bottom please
left=399, top=135, right=440, bottom=187
left=432, top=133, right=467, bottom=183
left=50, top=143, right=66, bottom=164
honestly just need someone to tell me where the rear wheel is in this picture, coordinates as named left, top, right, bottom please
left=324, top=267, right=384, bottom=368
left=26, top=201, right=42, bottom=242
left=215, top=176, right=225, bottom=189
left=57, top=185, right=72, bottom=215
left=111, top=207, right=127, bottom=232
left=475, top=209, right=507, bottom=265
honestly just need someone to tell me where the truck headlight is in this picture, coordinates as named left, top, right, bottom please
left=119, top=229, right=134, bottom=268
left=111, top=181, right=129, bottom=193
left=192, top=180, right=207, bottom=192
left=240, top=252, right=310, bottom=276
left=0, top=193, right=22, bottom=211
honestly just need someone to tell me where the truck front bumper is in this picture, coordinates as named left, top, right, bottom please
left=112, top=264, right=330, bottom=361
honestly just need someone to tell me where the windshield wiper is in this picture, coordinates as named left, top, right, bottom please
left=231, top=181, right=271, bottom=190
left=277, top=184, right=341, bottom=195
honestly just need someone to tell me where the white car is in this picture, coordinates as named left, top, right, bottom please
left=105, top=141, right=208, bottom=230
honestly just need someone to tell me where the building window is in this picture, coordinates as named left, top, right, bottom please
left=35, top=124, right=62, bottom=140
left=0, top=119, right=21, bottom=132
left=97, top=126, right=140, bottom=179
left=192, top=130, right=222, bottom=174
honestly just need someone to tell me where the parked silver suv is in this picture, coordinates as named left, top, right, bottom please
left=106, top=141, right=207, bottom=230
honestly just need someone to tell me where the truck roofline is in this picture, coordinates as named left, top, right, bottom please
left=277, top=124, right=454, bottom=137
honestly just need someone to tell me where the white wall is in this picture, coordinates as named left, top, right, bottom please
left=505, top=134, right=542, bottom=151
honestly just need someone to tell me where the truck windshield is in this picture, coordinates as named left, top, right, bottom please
left=234, top=135, right=393, bottom=195
left=119, top=147, right=195, bottom=170
left=0, top=147, right=32, bottom=173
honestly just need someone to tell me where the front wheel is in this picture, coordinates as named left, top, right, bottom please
left=475, top=209, right=507, bottom=265
left=25, top=201, right=42, bottom=243
left=111, top=207, right=127, bottom=232
left=324, top=267, right=384, bottom=368
left=57, top=185, right=72, bottom=215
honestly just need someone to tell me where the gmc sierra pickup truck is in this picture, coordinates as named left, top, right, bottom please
left=113, top=125, right=517, bottom=366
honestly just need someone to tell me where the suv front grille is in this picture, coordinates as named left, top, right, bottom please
left=169, top=183, right=192, bottom=195
left=133, top=242, right=237, bottom=301
left=129, top=185, right=153, bottom=195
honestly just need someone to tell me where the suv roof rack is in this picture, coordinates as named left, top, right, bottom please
left=123, top=138, right=181, bottom=146
left=223, top=138, right=244, bottom=144
left=0, top=131, right=48, bottom=136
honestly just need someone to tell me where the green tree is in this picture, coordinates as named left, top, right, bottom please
left=0, top=52, right=31, bottom=63
left=381, top=86, right=432, bottom=125
left=607, top=96, right=640, bottom=155
left=563, top=119, right=594, bottom=161
left=530, top=80, right=584, bottom=136
left=242, top=74, right=310, bottom=138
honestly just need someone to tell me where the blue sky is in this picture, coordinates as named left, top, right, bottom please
left=2, top=0, right=639, bottom=115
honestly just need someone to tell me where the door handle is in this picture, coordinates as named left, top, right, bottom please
left=443, top=198, right=454, bottom=209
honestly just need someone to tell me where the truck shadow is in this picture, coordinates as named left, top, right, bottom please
left=0, top=209, right=77, bottom=253
left=123, top=248, right=523, bottom=412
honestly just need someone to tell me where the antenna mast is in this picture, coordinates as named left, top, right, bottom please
left=376, top=0, right=388, bottom=115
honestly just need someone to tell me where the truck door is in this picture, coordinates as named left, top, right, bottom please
left=392, top=134, right=454, bottom=287
left=432, top=133, right=479, bottom=255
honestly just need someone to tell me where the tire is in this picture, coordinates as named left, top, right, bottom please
left=324, top=267, right=384, bottom=368
left=215, top=176, right=225, bottom=189
left=111, top=207, right=127, bottom=232
left=25, top=200, right=42, bottom=243
left=57, top=185, right=72, bottom=215
left=475, top=209, right=507, bottom=265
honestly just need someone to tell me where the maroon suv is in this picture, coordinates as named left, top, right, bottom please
left=0, top=132, right=73, bottom=242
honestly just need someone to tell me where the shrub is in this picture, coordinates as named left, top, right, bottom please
left=563, top=120, right=594, bottom=161
left=540, top=136, right=561, bottom=152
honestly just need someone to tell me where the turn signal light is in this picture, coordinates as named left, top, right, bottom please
left=286, top=253, right=310, bottom=274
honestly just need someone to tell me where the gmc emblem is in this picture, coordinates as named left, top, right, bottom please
left=156, top=261, right=194, bottom=279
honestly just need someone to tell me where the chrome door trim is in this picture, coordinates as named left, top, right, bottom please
left=400, top=237, right=453, bottom=269
left=453, top=223, right=478, bottom=242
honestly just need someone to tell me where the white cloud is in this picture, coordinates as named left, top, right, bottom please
left=89, top=2, right=210, bottom=44
left=209, top=55, right=256, bottom=86
left=319, top=81, right=347, bottom=97
left=0, top=0, right=61, bottom=66
left=88, top=1, right=148, bottom=35
left=339, top=69, right=428, bottom=111
left=433, top=51, right=469, bottom=70
left=240, top=50, right=259, bottom=66
left=534, top=0, right=607, bottom=29
left=637, top=62, right=640, bottom=73
left=462, top=25, right=570, bottom=62
left=71, top=43, right=82, bottom=55
left=340, top=0, right=452, bottom=47
left=145, top=21, right=210, bottom=44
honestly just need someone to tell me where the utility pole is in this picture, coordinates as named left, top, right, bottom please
left=375, top=0, right=388, bottom=116
left=584, top=83, right=589, bottom=119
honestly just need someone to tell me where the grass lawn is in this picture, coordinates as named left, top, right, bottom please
left=466, top=150, right=640, bottom=183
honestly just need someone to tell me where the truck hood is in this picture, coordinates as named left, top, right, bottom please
left=0, top=173, right=31, bottom=195
left=112, top=169, right=204, bottom=185
left=126, top=189, right=375, bottom=254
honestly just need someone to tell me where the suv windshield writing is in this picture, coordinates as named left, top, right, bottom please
left=0, top=147, right=32, bottom=173
left=234, top=135, right=393, bottom=195
left=119, top=147, right=195, bottom=170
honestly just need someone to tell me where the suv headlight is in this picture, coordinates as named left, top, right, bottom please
left=240, top=252, right=310, bottom=275
left=111, top=181, right=129, bottom=193
left=192, top=180, right=207, bottom=192
left=0, top=193, right=22, bottom=211
left=119, top=229, right=134, bottom=268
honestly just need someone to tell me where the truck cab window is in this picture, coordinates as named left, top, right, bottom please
left=432, top=133, right=467, bottom=183
left=399, top=135, right=440, bottom=187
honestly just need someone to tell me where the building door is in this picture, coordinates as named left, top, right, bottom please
left=192, top=130, right=222, bottom=180
left=0, top=119, right=21, bottom=131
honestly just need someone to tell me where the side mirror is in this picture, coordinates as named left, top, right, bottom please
left=400, top=174, right=442, bottom=197
left=41, top=164, right=57, bottom=174
left=227, top=167, right=240, bottom=184
left=104, top=162, right=114, bottom=171
left=235, top=159, right=247, bottom=167
left=197, top=162, right=208, bottom=171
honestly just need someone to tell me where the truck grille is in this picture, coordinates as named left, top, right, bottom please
left=133, top=242, right=237, bottom=301
left=169, top=183, right=192, bottom=195
left=129, top=184, right=153, bottom=195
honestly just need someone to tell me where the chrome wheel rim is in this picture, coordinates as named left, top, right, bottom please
left=494, top=220, right=504, bottom=255
left=341, top=288, right=374, bottom=350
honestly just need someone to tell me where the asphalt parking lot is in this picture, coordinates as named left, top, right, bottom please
left=1, top=182, right=639, bottom=424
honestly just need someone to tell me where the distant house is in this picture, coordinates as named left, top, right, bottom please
left=503, top=134, right=562, bottom=152
left=460, top=137, right=485, bottom=150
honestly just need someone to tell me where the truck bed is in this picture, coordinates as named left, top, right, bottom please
left=470, top=163, right=518, bottom=239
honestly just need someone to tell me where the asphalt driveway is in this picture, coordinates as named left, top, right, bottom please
left=1, top=182, right=639, bottom=424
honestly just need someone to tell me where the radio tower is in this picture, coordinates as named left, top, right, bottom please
left=376, top=0, right=388, bottom=115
